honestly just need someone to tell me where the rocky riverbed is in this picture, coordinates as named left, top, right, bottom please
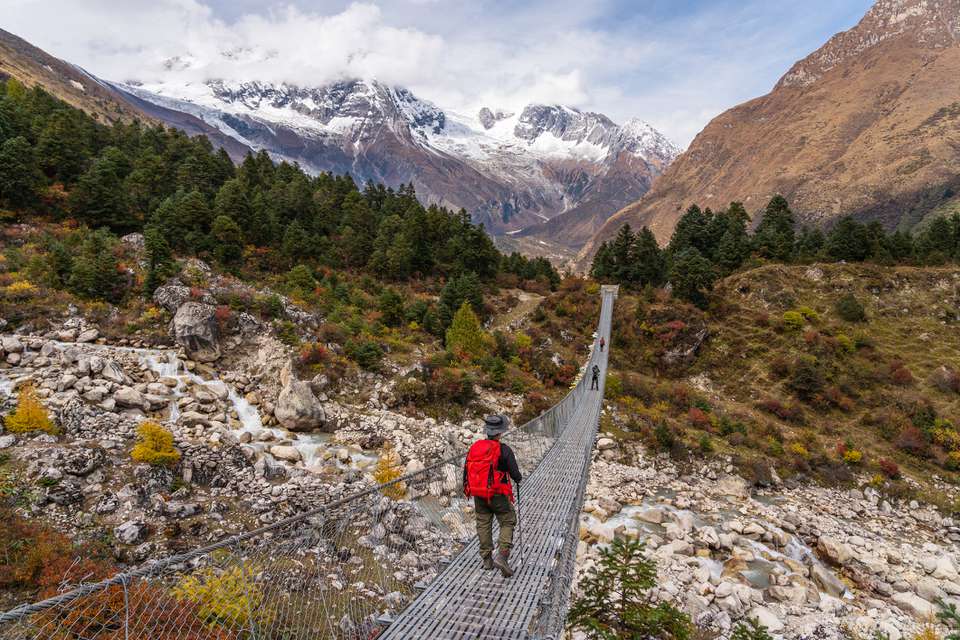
left=576, top=435, right=960, bottom=639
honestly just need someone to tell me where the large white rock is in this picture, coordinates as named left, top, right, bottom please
left=748, top=605, right=784, bottom=632
left=171, top=302, right=220, bottom=362
left=817, top=535, right=854, bottom=566
left=892, top=591, right=936, bottom=618
left=1, top=336, right=23, bottom=353
left=270, top=445, right=302, bottom=463
left=275, top=379, right=326, bottom=432
left=100, top=360, right=128, bottom=385
left=114, top=386, right=146, bottom=409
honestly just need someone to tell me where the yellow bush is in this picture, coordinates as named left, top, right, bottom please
left=515, top=332, right=533, bottom=351
left=910, top=625, right=941, bottom=640
left=795, top=306, right=820, bottom=322
left=836, top=334, right=855, bottom=353
left=131, top=421, right=180, bottom=467
left=842, top=449, right=863, bottom=465
left=4, top=385, right=57, bottom=434
left=946, top=450, right=960, bottom=471
left=374, top=443, right=407, bottom=500
left=172, top=565, right=275, bottom=629
left=788, top=443, right=810, bottom=458
left=3, top=280, right=38, bottom=300
left=782, top=311, right=804, bottom=332
left=585, top=282, right=600, bottom=295
left=933, top=427, right=960, bottom=451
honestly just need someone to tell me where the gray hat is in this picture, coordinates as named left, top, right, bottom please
left=484, top=414, right=511, bottom=437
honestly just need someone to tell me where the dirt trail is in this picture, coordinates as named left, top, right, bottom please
left=490, top=290, right=544, bottom=332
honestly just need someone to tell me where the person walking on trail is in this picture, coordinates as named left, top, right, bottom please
left=600, top=336, right=605, bottom=352
left=464, top=414, right=522, bottom=577
left=590, top=364, right=601, bottom=390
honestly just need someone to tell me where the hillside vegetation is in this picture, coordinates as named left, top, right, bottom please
left=536, top=262, right=960, bottom=505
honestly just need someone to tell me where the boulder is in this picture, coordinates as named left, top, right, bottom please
left=596, top=437, right=617, bottom=450
left=1, top=336, right=23, bottom=353
left=100, top=360, right=128, bottom=385
left=114, top=387, right=146, bottom=409
left=114, top=521, right=149, bottom=545
left=716, top=474, right=750, bottom=499
left=275, top=379, right=326, bottom=432
left=891, top=591, right=936, bottom=618
left=270, top=445, right=303, bottom=463
left=0, top=434, right=16, bottom=449
left=810, top=563, right=846, bottom=598
left=76, top=328, right=99, bottom=343
left=62, top=447, right=105, bottom=476
left=171, top=302, right=220, bottom=362
left=747, top=606, right=784, bottom=633
left=817, top=535, right=854, bottom=566
left=254, top=453, right=289, bottom=481
left=153, top=283, right=192, bottom=314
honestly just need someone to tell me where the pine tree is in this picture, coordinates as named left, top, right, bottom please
left=754, top=195, right=796, bottom=261
left=143, top=226, right=175, bottom=295
left=68, top=147, right=130, bottom=231
left=825, top=216, right=871, bottom=262
left=68, top=229, right=122, bottom=302
left=610, top=224, right=636, bottom=284
left=667, top=205, right=708, bottom=255
left=445, top=301, right=487, bottom=361
left=0, top=136, right=42, bottom=208
left=917, top=215, right=955, bottom=263
left=214, top=178, right=253, bottom=232
left=439, top=273, right=484, bottom=329
left=378, top=288, right=405, bottom=327
left=795, top=227, right=825, bottom=261
left=36, top=110, right=88, bottom=183
left=590, top=241, right=615, bottom=280
left=632, top=226, right=667, bottom=286
left=567, top=538, right=692, bottom=639
left=210, top=215, right=244, bottom=267
left=282, top=219, right=313, bottom=264
left=669, top=247, right=716, bottom=309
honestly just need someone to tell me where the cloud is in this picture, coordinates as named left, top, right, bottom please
left=1, top=0, right=872, bottom=146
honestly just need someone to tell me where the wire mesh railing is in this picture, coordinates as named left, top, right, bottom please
left=0, top=288, right=615, bottom=640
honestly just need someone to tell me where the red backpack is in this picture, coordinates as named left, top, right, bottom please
left=464, top=440, right=513, bottom=502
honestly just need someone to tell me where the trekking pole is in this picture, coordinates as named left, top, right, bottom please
left=516, top=481, right=525, bottom=571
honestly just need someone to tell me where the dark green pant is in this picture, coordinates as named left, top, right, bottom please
left=474, top=495, right=516, bottom=559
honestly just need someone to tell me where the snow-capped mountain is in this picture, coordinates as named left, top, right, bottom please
left=115, top=77, right=679, bottom=246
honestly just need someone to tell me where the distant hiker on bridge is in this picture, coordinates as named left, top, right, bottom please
left=599, top=336, right=605, bottom=352
left=464, top=414, right=522, bottom=577
left=590, top=364, right=601, bottom=390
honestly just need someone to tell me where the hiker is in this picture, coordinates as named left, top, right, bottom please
left=590, top=363, right=600, bottom=390
left=464, top=414, right=522, bottom=577
left=600, top=336, right=605, bottom=352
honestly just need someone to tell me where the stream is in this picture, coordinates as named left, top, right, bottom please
left=0, top=337, right=379, bottom=473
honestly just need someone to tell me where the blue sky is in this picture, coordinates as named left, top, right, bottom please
left=3, top=0, right=874, bottom=145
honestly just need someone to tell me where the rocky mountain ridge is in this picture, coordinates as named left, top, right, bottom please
left=581, top=0, right=960, bottom=266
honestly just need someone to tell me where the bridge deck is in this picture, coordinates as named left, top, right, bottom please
left=380, top=288, right=615, bottom=640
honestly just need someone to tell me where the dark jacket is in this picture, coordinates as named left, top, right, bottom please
left=591, top=365, right=600, bottom=379
left=463, top=439, right=522, bottom=491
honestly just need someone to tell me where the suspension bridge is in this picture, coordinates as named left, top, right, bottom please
left=0, top=286, right=616, bottom=640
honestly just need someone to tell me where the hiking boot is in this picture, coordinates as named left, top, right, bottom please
left=493, top=549, right=514, bottom=578
left=481, top=556, right=495, bottom=571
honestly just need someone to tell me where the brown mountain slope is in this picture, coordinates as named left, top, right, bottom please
left=580, top=0, right=960, bottom=267
left=0, top=27, right=151, bottom=124
left=0, top=28, right=254, bottom=162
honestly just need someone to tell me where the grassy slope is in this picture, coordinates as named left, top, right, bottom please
left=534, top=264, right=960, bottom=505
